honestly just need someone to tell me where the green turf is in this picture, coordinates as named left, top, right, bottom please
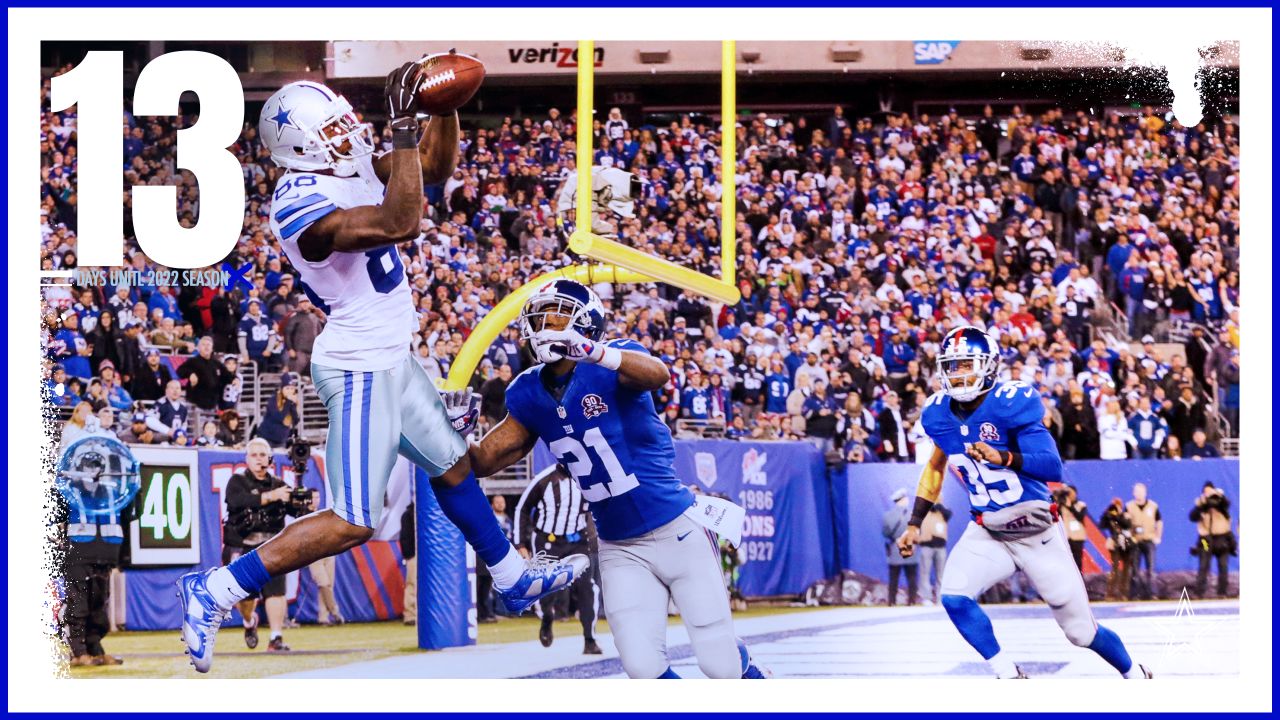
left=65, top=605, right=826, bottom=679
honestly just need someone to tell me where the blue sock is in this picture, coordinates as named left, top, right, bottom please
left=227, top=548, right=270, bottom=594
left=658, top=667, right=681, bottom=679
left=432, top=473, right=512, bottom=567
left=941, top=595, right=1001, bottom=659
left=1087, top=624, right=1134, bottom=675
left=737, top=639, right=767, bottom=678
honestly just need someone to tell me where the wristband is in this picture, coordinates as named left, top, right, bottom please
left=597, top=345, right=622, bottom=371
left=908, top=496, right=934, bottom=528
left=392, top=128, right=418, bottom=150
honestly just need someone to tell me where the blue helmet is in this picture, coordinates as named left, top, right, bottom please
left=520, top=278, right=607, bottom=364
left=937, top=326, right=1000, bottom=402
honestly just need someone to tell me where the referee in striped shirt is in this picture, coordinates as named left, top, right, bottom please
left=515, top=464, right=601, bottom=655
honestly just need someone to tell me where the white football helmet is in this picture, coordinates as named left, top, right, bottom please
left=259, top=81, right=375, bottom=177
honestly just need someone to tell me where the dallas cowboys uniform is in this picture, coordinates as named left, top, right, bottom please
left=505, top=338, right=743, bottom=679
left=268, top=155, right=463, bottom=528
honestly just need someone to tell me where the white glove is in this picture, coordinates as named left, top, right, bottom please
left=539, top=328, right=605, bottom=363
left=442, top=389, right=481, bottom=437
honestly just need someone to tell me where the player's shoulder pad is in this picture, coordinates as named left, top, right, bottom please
left=503, top=366, right=543, bottom=422
left=920, top=390, right=952, bottom=436
left=605, top=337, right=648, bottom=354
left=990, top=381, right=1044, bottom=427
left=271, top=173, right=338, bottom=238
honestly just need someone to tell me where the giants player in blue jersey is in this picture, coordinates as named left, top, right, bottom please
left=896, top=327, right=1151, bottom=679
left=466, top=278, right=767, bottom=679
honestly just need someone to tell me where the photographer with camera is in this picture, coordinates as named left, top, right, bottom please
left=1190, top=481, right=1237, bottom=598
left=223, top=438, right=317, bottom=652
left=1099, top=498, right=1135, bottom=600
left=1054, top=485, right=1090, bottom=572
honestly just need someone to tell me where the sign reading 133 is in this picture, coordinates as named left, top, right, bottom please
left=50, top=51, right=245, bottom=269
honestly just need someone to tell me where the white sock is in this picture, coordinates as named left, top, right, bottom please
left=206, top=566, right=250, bottom=607
left=989, top=651, right=1019, bottom=679
left=270, top=632, right=281, bottom=641
left=488, top=546, right=528, bottom=590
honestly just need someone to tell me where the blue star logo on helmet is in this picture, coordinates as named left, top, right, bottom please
left=269, top=105, right=295, bottom=141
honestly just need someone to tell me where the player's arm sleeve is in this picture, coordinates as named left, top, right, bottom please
left=1009, top=419, right=1064, bottom=482
left=909, top=445, right=947, bottom=527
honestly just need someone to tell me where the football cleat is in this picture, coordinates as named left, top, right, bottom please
left=243, top=612, right=259, bottom=650
left=177, top=569, right=230, bottom=673
left=1134, top=664, right=1154, bottom=679
left=496, top=552, right=590, bottom=615
left=738, top=639, right=772, bottom=679
left=1013, top=665, right=1030, bottom=679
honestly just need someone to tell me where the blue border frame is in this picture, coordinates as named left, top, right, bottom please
left=8, top=4, right=1273, bottom=717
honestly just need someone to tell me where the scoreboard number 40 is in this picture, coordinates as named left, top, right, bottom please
left=50, top=51, right=245, bottom=269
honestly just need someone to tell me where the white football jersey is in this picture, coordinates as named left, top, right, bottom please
left=268, top=157, right=416, bottom=371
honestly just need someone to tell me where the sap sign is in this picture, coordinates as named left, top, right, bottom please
left=914, top=41, right=960, bottom=65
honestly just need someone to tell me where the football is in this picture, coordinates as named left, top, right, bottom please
left=416, top=50, right=485, bottom=115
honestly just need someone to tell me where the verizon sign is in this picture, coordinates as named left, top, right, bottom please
left=507, top=43, right=604, bottom=68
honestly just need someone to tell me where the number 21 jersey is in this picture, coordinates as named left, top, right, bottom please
left=504, top=338, right=694, bottom=542
left=920, top=381, right=1057, bottom=514
left=268, top=157, right=414, bottom=371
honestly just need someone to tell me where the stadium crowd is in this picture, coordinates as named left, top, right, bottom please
left=40, top=65, right=1241, bottom=465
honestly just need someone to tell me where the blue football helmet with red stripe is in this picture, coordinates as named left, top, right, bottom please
left=520, top=278, right=607, bottom=364
left=937, top=326, right=1000, bottom=402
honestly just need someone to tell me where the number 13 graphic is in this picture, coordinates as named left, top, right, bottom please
left=50, top=51, right=244, bottom=268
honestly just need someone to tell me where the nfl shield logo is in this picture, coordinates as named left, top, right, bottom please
left=695, top=452, right=718, bottom=488
left=556, top=406, right=567, bottom=419
left=979, top=422, right=1000, bottom=442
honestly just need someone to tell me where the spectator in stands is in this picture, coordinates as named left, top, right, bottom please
left=130, top=349, right=172, bottom=403
left=882, top=489, right=919, bottom=606
left=801, top=380, right=838, bottom=455
left=182, top=337, right=233, bottom=420
left=217, top=409, right=245, bottom=448
left=1059, top=387, right=1099, bottom=459
left=479, top=364, right=513, bottom=425
left=283, top=295, right=324, bottom=377
left=1170, top=385, right=1207, bottom=448
left=197, top=419, right=223, bottom=447
left=763, top=361, right=791, bottom=416
left=254, top=373, right=300, bottom=448
left=1183, top=429, right=1221, bottom=460
left=150, top=316, right=194, bottom=354
left=1125, top=483, right=1162, bottom=600
left=876, top=390, right=910, bottom=463
left=50, top=311, right=92, bottom=381
left=59, top=401, right=96, bottom=453
left=1190, top=481, right=1235, bottom=598
left=96, top=361, right=133, bottom=412
left=1098, top=399, right=1136, bottom=460
left=916, top=502, right=951, bottom=605
left=219, top=355, right=244, bottom=411
left=86, top=309, right=127, bottom=379
left=238, top=299, right=279, bottom=371
left=1127, top=396, right=1168, bottom=459
left=118, top=412, right=159, bottom=445
left=147, top=380, right=190, bottom=442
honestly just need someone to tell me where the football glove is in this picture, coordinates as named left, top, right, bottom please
left=442, top=389, right=481, bottom=437
left=538, top=328, right=605, bottom=363
left=385, top=61, right=424, bottom=133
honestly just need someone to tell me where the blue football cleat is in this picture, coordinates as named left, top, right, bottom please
left=177, top=569, right=230, bottom=673
left=496, top=552, right=590, bottom=615
left=738, top=638, right=772, bottom=679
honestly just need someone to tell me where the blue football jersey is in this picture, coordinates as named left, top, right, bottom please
left=921, top=381, right=1057, bottom=514
left=505, top=338, right=694, bottom=542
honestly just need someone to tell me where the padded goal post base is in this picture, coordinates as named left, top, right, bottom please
left=414, top=467, right=477, bottom=650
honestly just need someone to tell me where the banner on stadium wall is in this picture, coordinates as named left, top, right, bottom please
left=121, top=448, right=408, bottom=631
left=534, top=438, right=837, bottom=598
left=836, top=458, right=1240, bottom=582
